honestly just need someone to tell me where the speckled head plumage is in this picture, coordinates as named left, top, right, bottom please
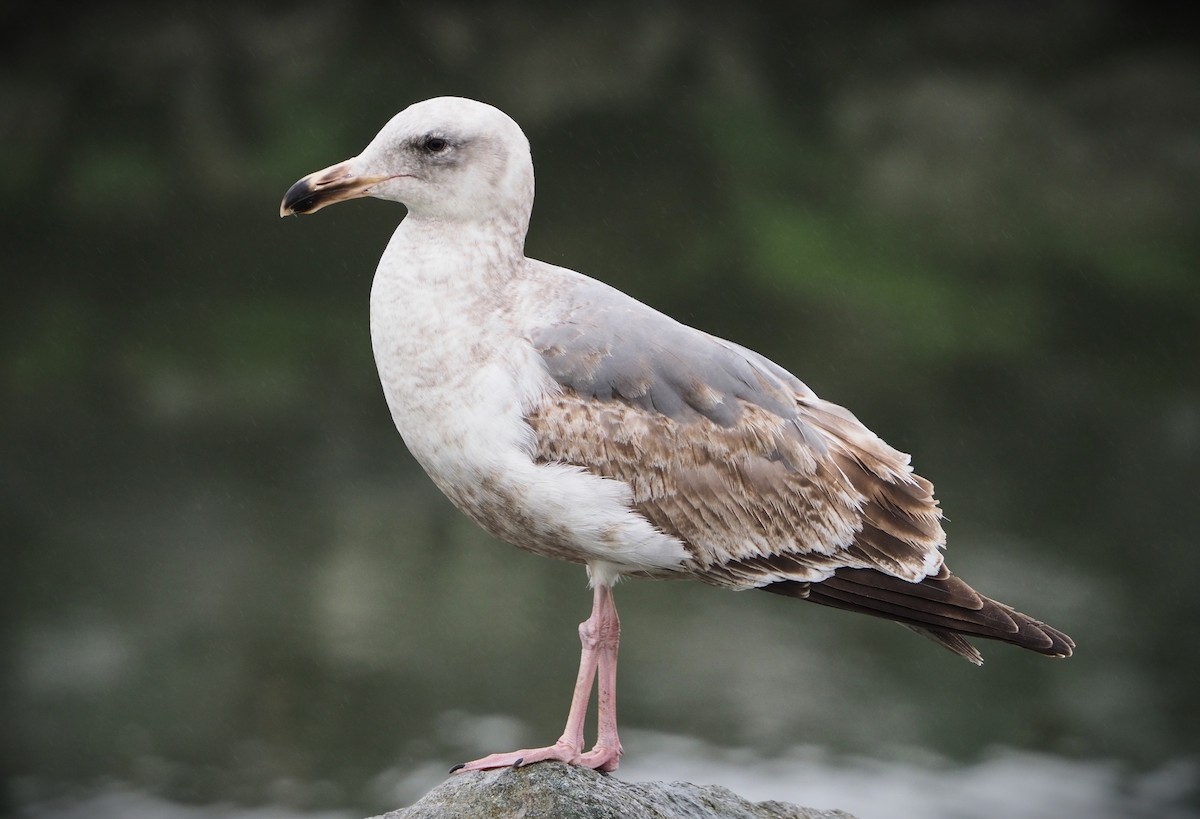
left=281, top=96, right=534, bottom=226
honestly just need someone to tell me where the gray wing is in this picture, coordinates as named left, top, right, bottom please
left=527, top=274, right=945, bottom=588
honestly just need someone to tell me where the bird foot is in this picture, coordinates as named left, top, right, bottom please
left=450, top=740, right=621, bottom=773
left=579, top=741, right=622, bottom=773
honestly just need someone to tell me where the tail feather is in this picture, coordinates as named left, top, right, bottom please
left=763, top=566, right=1075, bottom=663
left=905, top=625, right=984, bottom=665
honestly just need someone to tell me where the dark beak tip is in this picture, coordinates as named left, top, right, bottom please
left=280, top=177, right=317, bottom=217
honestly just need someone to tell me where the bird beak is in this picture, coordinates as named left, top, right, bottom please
left=279, top=160, right=391, bottom=217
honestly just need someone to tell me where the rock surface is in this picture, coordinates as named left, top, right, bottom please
left=370, top=762, right=857, bottom=819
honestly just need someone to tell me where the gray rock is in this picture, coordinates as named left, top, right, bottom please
left=371, top=762, right=857, bottom=819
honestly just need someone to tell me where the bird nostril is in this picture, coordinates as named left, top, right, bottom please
left=315, top=170, right=348, bottom=188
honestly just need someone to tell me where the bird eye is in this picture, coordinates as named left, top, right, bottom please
left=423, top=136, right=448, bottom=153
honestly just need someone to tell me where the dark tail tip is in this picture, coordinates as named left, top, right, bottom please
left=765, top=567, right=1075, bottom=663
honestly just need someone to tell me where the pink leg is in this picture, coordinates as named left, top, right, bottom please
left=452, top=583, right=624, bottom=773
left=579, top=584, right=622, bottom=771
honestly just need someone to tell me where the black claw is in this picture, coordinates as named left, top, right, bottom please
left=449, top=763, right=466, bottom=774
left=511, top=757, right=524, bottom=769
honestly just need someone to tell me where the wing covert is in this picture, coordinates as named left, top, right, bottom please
left=527, top=277, right=944, bottom=587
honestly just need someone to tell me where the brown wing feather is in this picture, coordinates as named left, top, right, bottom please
left=525, top=388, right=944, bottom=586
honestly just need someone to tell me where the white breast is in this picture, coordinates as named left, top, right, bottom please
left=368, top=223, right=689, bottom=584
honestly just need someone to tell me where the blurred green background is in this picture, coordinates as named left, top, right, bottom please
left=3, top=3, right=1198, bottom=818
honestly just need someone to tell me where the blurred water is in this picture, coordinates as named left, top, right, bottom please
left=622, top=736, right=1200, bottom=819
left=15, top=730, right=1199, bottom=819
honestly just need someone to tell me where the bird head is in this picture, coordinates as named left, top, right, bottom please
left=280, top=96, right=534, bottom=225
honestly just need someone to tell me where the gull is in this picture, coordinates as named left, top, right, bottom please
left=280, top=96, right=1073, bottom=774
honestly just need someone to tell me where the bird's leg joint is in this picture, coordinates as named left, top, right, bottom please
left=578, top=611, right=620, bottom=651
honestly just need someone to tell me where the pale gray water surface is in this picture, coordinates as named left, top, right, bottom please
left=15, top=732, right=1199, bottom=819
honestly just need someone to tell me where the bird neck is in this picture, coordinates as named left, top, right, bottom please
left=384, top=212, right=528, bottom=289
